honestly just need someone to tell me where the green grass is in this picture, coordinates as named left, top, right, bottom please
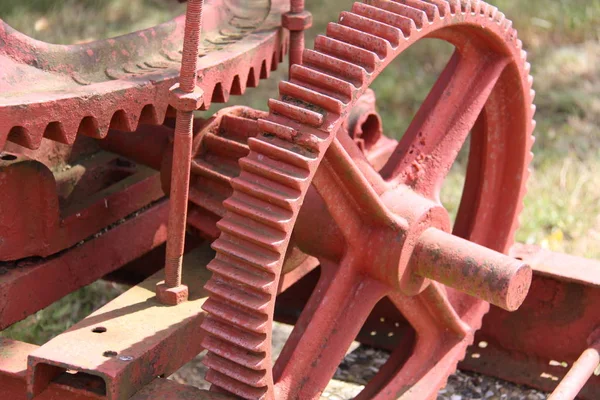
left=1, top=0, right=599, bottom=344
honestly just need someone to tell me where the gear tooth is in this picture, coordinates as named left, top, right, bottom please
left=478, top=2, right=488, bottom=15
left=267, top=98, right=325, bottom=127
left=205, top=369, right=267, bottom=400
left=486, top=4, right=498, bottom=19
left=303, top=48, right=368, bottom=87
left=201, top=315, right=268, bottom=353
left=445, top=0, right=460, bottom=14
left=232, top=171, right=301, bottom=209
left=192, top=156, right=239, bottom=185
left=189, top=184, right=229, bottom=217
left=202, top=297, right=269, bottom=334
left=203, top=353, right=268, bottom=387
left=217, top=213, right=287, bottom=253
left=494, top=10, right=506, bottom=24
left=279, top=80, right=345, bottom=114
left=205, top=273, right=273, bottom=311
left=315, top=33, right=378, bottom=72
left=208, top=257, right=276, bottom=294
left=460, top=0, right=470, bottom=13
left=201, top=334, right=268, bottom=371
left=340, top=9, right=403, bottom=46
left=240, top=151, right=309, bottom=191
left=212, top=233, right=282, bottom=272
left=516, top=38, right=523, bottom=50
left=393, top=0, right=439, bottom=22
left=422, top=0, right=451, bottom=18
left=352, top=2, right=415, bottom=37
left=223, top=191, right=293, bottom=230
left=221, top=113, right=264, bottom=139
left=331, top=17, right=390, bottom=58
left=202, top=133, right=250, bottom=159
left=248, top=135, right=316, bottom=169
left=290, top=64, right=354, bottom=101
left=370, top=0, right=427, bottom=29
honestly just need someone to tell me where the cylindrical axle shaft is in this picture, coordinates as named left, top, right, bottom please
left=548, top=346, right=600, bottom=400
left=411, top=227, right=532, bottom=311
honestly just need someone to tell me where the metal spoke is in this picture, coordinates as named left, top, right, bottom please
left=380, top=45, right=510, bottom=200
left=273, top=255, right=388, bottom=399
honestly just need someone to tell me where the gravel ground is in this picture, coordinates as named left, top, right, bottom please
left=171, top=322, right=548, bottom=399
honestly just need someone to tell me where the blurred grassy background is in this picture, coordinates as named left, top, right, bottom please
left=1, top=0, right=599, bottom=343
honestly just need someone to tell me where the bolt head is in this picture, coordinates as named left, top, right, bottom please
left=156, top=281, right=189, bottom=305
left=168, top=84, right=204, bottom=112
left=282, top=11, right=313, bottom=31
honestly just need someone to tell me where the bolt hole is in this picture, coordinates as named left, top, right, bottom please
left=478, top=341, right=488, bottom=349
left=471, top=353, right=481, bottom=359
left=103, top=351, right=118, bottom=357
left=0, top=154, right=17, bottom=161
left=92, top=327, right=107, bottom=333
left=515, top=257, right=523, bottom=261
left=370, top=331, right=377, bottom=336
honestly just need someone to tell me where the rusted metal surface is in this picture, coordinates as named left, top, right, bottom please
left=157, top=0, right=205, bottom=305
left=0, top=150, right=164, bottom=261
left=27, top=244, right=214, bottom=400
left=0, top=0, right=287, bottom=151
left=412, top=228, right=531, bottom=311
left=12, top=1, right=600, bottom=400
left=0, top=200, right=168, bottom=330
left=199, top=1, right=535, bottom=398
left=282, top=0, right=312, bottom=74
left=0, top=338, right=231, bottom=400
left=460, top=245, right=600, bottom=399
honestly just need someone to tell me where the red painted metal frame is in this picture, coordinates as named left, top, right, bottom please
left=27, top=245, right=214, bottom=400
left=0, top=151, right=165, bottom=261
left=460, top=245, right=600, bottom=399
left=0, top=338, right=234, bottom=400
left=0, top=199, right=168, bottom=330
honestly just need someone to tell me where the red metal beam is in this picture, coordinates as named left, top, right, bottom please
left=460, top=245, right=600, bottom=399
left=0, top=200, right=168, bottom=330
left=27, top=244, right=214, bottom=400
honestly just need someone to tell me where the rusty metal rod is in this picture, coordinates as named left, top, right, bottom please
left=162, top=0, right=203, bottom=294
left=288, top=0, right=306, bottom=73
left=411, top=227, right=532, bottom=311
left=548, top=346, right=600, bottom=400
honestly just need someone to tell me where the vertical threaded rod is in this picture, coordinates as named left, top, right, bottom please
left=158, top=0, right=204, bottom=305
left=286, top=0, right=310, bottom=75
left=179, top=0, right=204, bottom=92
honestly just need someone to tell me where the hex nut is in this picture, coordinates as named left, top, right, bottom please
left=156, top=281, right=189, bottom=305
left=282, top=11, right=313, bottom=31
left=168, top=84, right=204, bottom=112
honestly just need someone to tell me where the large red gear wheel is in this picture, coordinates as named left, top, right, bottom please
left=200, top=1, right=535, bottom=399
